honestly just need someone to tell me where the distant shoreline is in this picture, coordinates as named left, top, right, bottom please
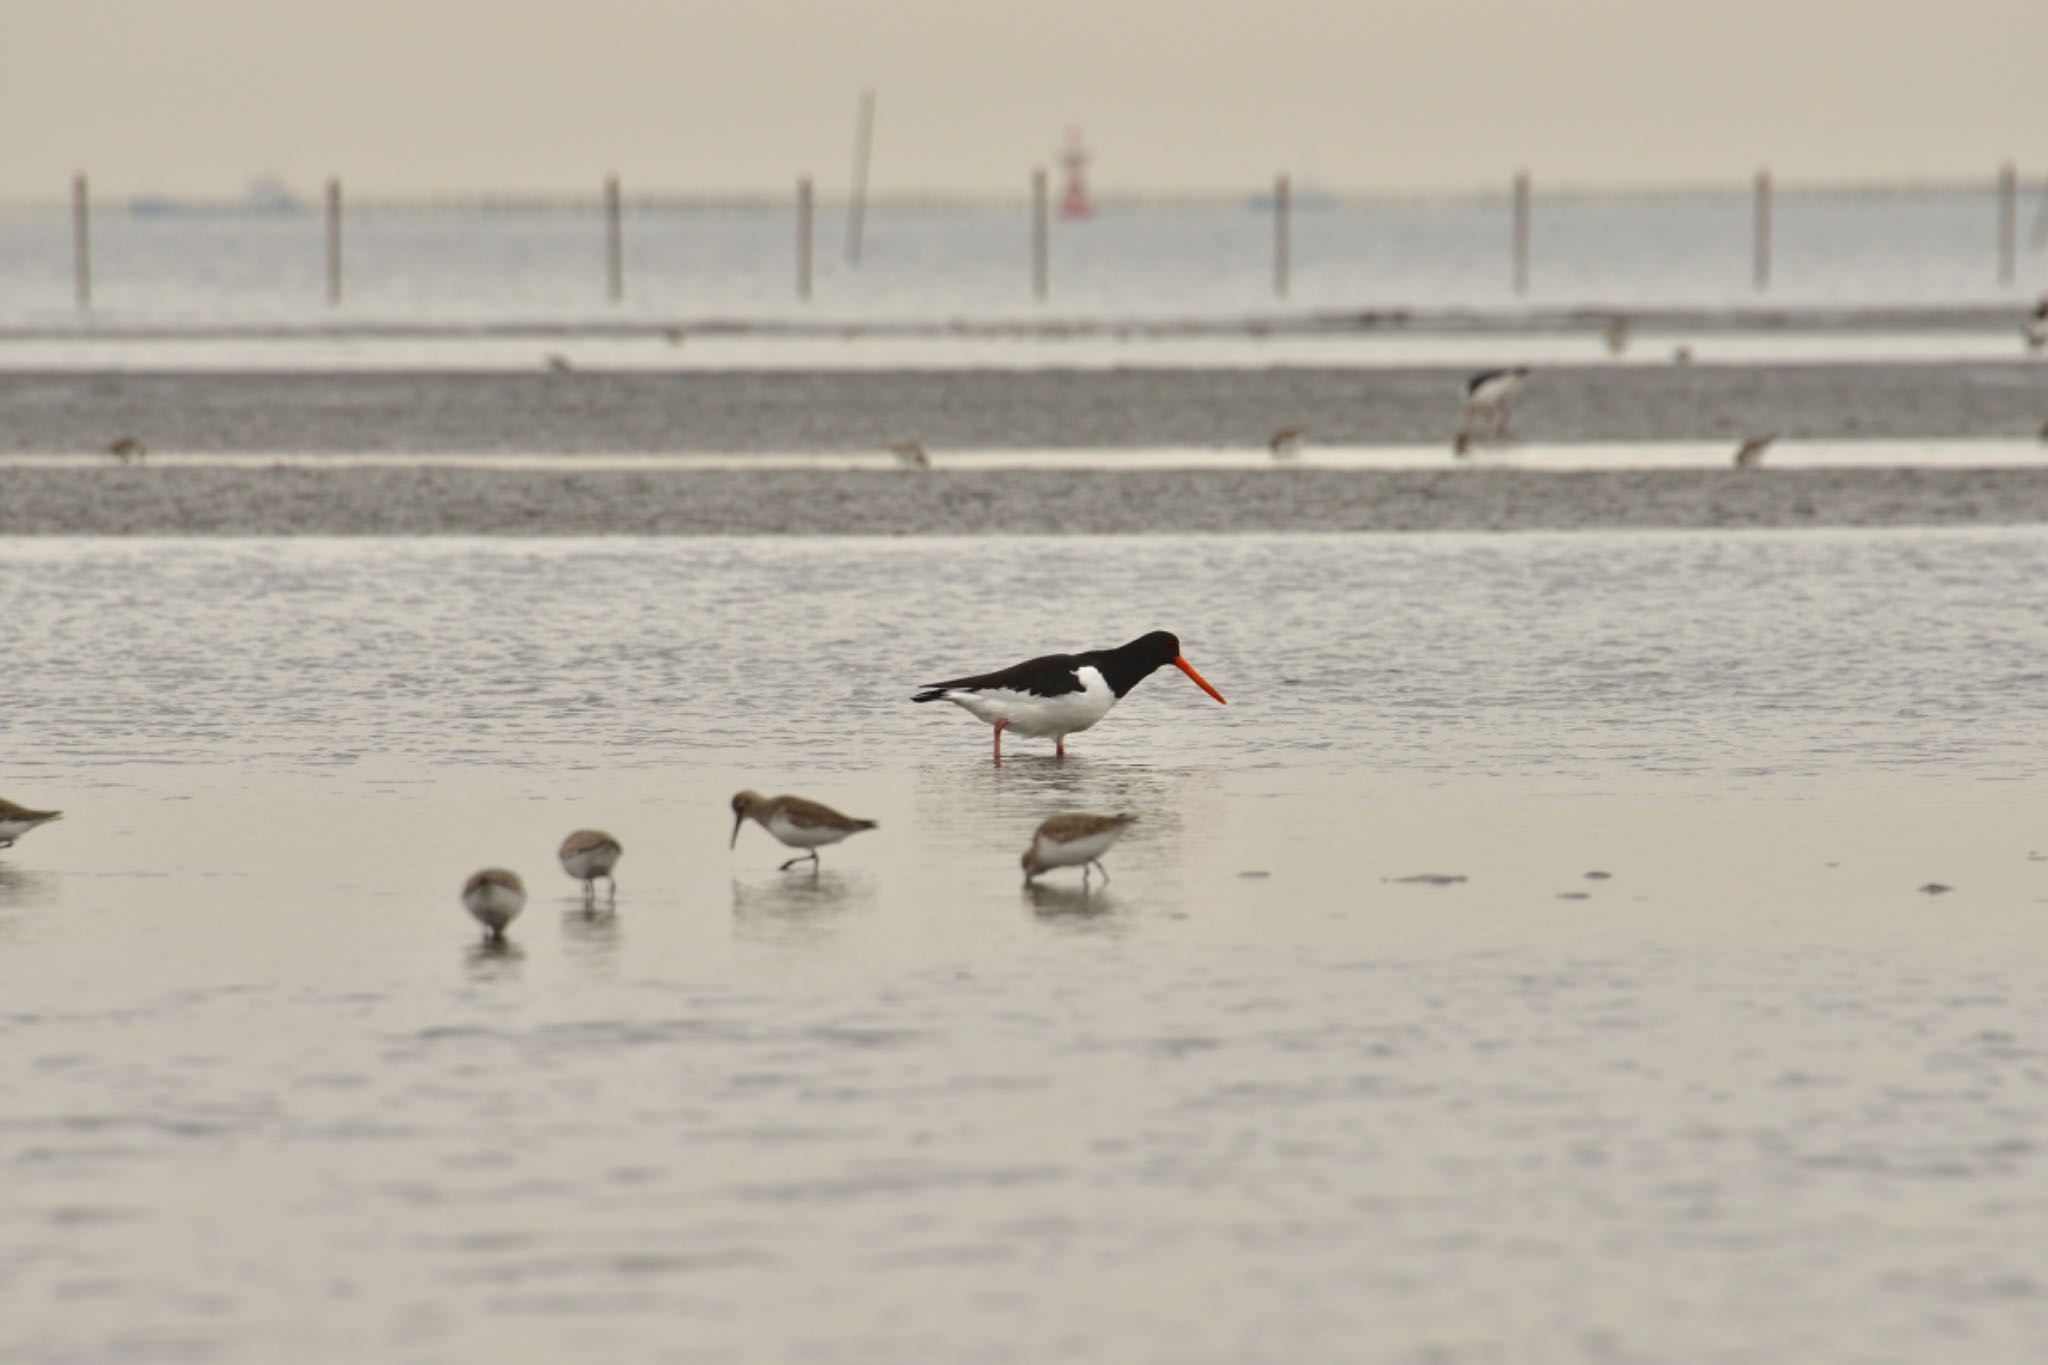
left=2, top=362, right=2042, bottom=456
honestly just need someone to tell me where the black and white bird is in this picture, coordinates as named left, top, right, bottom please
left=1458, top=367, right=1530, bottom=441
left=2024, top=299, right=2048, bottom=352
left=913, top=630, right=1227, bottom=760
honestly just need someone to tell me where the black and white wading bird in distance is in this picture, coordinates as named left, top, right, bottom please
left=729, top=792, right=878, bottom=872
left=1458, top=366, right=1530, bottom=442
left=914, top=630, right=1228, bottom=761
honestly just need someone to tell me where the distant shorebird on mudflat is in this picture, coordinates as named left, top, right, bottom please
left=1733, top=435, right=1777, bottom=468
left=1267, top=427, right=1308, bottom=458
left=888, top=441, right=931, bottom=468
left=108, top=436, right=145, bottom=464
left=1458, top=367, right=1529, bottom=441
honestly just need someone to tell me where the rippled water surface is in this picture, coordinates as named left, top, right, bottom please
left=4, top=531, right=2047, bottom=1363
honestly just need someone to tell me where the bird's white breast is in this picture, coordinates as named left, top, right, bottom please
left=766, top=812, right=858, bottom=849
left=1033, top=827, right=1124, bottom=868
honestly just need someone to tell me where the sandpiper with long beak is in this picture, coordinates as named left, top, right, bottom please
left=730, top=791, right=877, bottom=872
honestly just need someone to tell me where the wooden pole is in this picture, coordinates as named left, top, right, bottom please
left=1511, top=170, right=1530, bottom=295
left=797, top=175, right=813, bottom=299
left=846, top=88, right=875, bottom=267
left=1273, top=173, right=1291, bottom=298
left=325, top=176, right=342, bottom=305
left=1753, top=168, right=1771, bottom=292
left=1997, top=161, right=2016, bottom=285
left=604, top=175, right=623, bottom=302
left=1031, top=167, right=1048, bottom=300
left=72, top=173, right=90, bottom=309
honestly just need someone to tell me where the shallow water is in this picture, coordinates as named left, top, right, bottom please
left=4, top=531, right=2048, bottom=1362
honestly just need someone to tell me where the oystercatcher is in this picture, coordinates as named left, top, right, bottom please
left=1022, top=812, right=1135, bottom=885
left=729, top=791, right=877, bottom=872
left=1458, top=367, right=1529, bottom=441
left=913, top=630, right=1227, bottom=760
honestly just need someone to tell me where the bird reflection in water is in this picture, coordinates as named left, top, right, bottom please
left=730, top=872, right=873, bottom=938
left=463, top=937, right=527, bottom=976
left=1023, top=879, right=1121, bottom=926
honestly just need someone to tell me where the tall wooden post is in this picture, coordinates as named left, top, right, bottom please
left=1753, top=168, right=1771, bottom=292
left=325, top=177, right=343, bottom=305
left=797, top=176, right=813, bottom=299
left=72, top=173, right=91, bottom=309
left=1511, top=170, right=1530, bottom=295
left=1031, top=168, right=1048, bottom=300
left=604, top=175, right=623, bottom=302
left=1273, top=173, right=1291, bottom=298
left=1997, top=161, right=2017, bottom=285
left=846, top=88, right=875, bottom=267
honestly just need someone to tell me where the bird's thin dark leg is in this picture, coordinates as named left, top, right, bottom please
left=1094, top=860, right=1111, bottom=885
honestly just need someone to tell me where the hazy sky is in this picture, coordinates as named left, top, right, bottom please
left=9, top=0, right=2043, bottom=200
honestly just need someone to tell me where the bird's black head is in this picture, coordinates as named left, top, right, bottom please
left=1121, top=631, right=1182, bottom=670
left=1090, top=631, right=1227, bottom=706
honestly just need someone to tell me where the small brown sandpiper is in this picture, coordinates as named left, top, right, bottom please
left=729, top=791, right=877, bottom=872
left=1021, top=812, right=1135, bottom=886
left=0, top=798, right=62, bottom=850
left=461, top=868, right=526, bottom=941
left=558, top=829, right=623, bottom=906
left=1733, top=434, right=1777, bottom=468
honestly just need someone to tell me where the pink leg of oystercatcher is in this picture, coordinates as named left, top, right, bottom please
left=994, top=718, right=1009, bottom=762
left=1056, top=737, right=1066, bottom=758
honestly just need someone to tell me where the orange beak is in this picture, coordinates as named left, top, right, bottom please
left=1173, top=655, right=1227, bottom=704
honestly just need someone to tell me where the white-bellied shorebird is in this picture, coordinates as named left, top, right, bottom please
left=889, top=441, right=931, bottom=468
left=1604, top=317, right=1629, bottom=354
left=1022, top=812, right=1135, bottom=885
left=0, top=798, right=62, bottom=849
left=2025, top=300, right=2048, bottom=352
left=558, top=829, right=623, bottom=906
left=914, top=630, right=1227, bottom=761
left=461, top=868, right=526, bottom=941
left=1457, top=367, right=1529, bottom=442
left=1268, top=427, right=1308, bottom=458
left=730, top=791, right=877, bottom=872
left=1734, top=435, right=1777, bottom=468
left=108, top=436, right=145, bottom=464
